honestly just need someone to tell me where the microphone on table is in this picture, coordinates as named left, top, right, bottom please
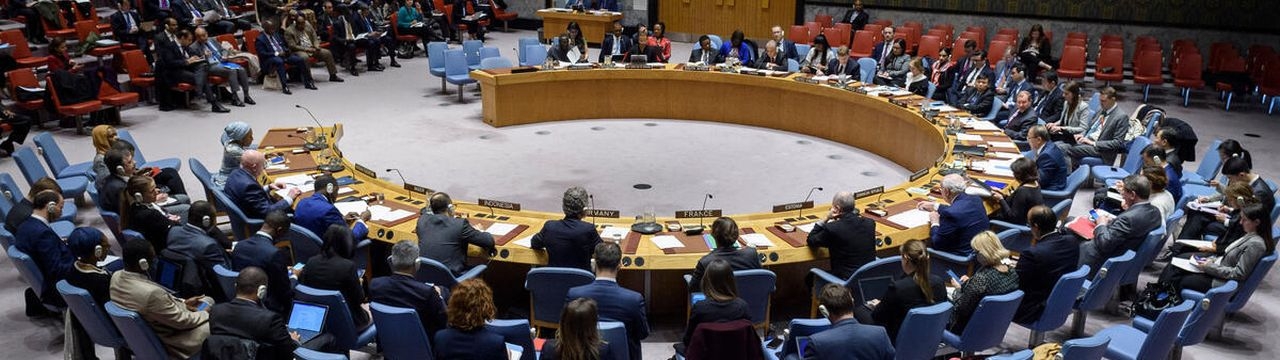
left=295, top=104, right=328, bottom=150
left=799, top=186, right=823, bottom=219
left=588, top=194, right=595, bottom=226
left=684, top=193, right=714, bottom=235
left=385, top=168, right=410, bottom=200
left=700, top=193, right=714, bottom=228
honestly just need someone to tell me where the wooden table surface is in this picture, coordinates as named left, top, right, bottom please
left=536, top=9, right=624, bottom=43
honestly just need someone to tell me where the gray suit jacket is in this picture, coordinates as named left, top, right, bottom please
left=415, top=213, right=496, bottom=275
left=1079, top=202, right=1161, bottom=276
left=1204, top=233, right=1268, bottom=287
left=167, top=223, right=230, bottom=269
left=1086, top=105, right=1131, bottom=160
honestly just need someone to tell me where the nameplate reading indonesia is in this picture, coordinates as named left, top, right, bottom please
left=479, top=198, right=522, bottom=211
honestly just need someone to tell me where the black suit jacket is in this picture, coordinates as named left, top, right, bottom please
left=598, top=33, right=632, bottom=63
left=208, top=298, right=298, bottom=360
left=870, top=273, right=947, bottom=343
left=959, top=88, right=996, bottom=115
left=299, top=255, right=369, bottom=328
left=369, top=273, right=448, bottom=344
left=826, top=58, right=859, bottom=78
left=110, top=10, right=145, bottom=38
left=754, top=51, right=786, bottom=70
left=231, top=234, right=293, bottom=313
left=1002, top=108, right=1038, bottom=141
left=689, top=247, right=761, bottom=291
left=566, top=280, right=648, bottom=360
left=806, top=215, right=877, bottom=280
left=1035, top=86, right=1064, bottom=124
left=688, top=48, right=724, bottom=64
left=1079, top=202, right=1162, bottom=277
left=1014, top=231, right=1079, bottom=323
left=626, top=44, right=663, bottom=63
left=127, top=203, right=176, bottom=252
left=96, top=175, right=127, bottom=214
left=839, top=9, right=869, bottom=31
left=415, top=213, right=495, bottom=275
left=530, top=217, right=601, bottom=271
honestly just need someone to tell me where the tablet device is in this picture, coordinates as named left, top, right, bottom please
left=288, top=302, right=328, bottom=344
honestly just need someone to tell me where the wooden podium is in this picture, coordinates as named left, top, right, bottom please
left=536, top=9, right=624, bottom=43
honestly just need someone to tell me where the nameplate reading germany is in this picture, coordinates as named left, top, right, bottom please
left=585, top=209, right=621, bottom=218
left=675, top=209, right=723, bottom=219
left=854, top=186, right=885, bottom=200
left=404, top=183, right=431, bottom=195
left=771, top=201, right=814, bottom=213
left=479, top=198, right=521, bottom=211
left=910, top=168, right=930, bottom=182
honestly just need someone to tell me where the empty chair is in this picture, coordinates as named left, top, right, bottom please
left=13, top=147, right=88, bottom=202
left=598, top=321, right=629, bottom=360
left=1072, top=250, right=1137, bottom=336
left=1016, top=265, right=1091, bottom=347
left=1139, top=281, right=1237, bottom=359
left=917, top=35, right=941, bottom=60
left=814, top=14, right=833, bottom=28
left=415, top=257, right=487, bottom=290
left=32, top=132, right=95, bottom=180
left=212, top=264, right=239, bottom=302
left=57, top=280, right=129, bottom=358
left=370, top=302, right=434, bottom=360
left=941, top=290, right=1024, bottom=357
left=294, top=285, right=378, bottom=351
left=849, top=30, right=875, bottom=59
left=516, top=38, right=540, bottom=65
left=117, top=130, right=182, bottom=171
left=444, top=49, right=477, bottom=102
left=764, top=318, right=829, bottom=360
left=8, top=245, right=64, bottom=312
left=1133, top=51, right=1165, bottom=102
left=104, top=301, right=172, bottom=359
left=1058, top=46, right=1086, bottom=79
left=522, top=44, right=548, bottom=67
left=487, top=319, right=536, bottom=360
left=857, top=57, right=877, bottom=83
left=788, top=25, right=809, bottom=44
left=524, top=267, right=595, bottom=332
left=1174, top=52, right=1205, bottom=107
left=480, top=57, right=514, bottom=69
left=787, top=59, right=800, bottom=72
left=1094, top=47, right=1125, bottom=86
left=809, top=257, right=902, bottom=315
left=1097, top=300, right=1195, bottom=360
left=988, top=334, right=1110, bottom=360
left=1090, top=136, right=1153, bottom=184
left=894, top=301, right=953, bottom=360
left=428, top=42, right=450, bottom=93
left=1043, top=166, right=1089, bottom=208
left=734, top=269, right=777, bottom=330
left=463, top=40, right=484, bottom=69
left=285, top=224, right=324, bottom=264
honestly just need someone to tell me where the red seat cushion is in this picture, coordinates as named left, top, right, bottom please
left=122, top=43, right=139, bottom=50
left=396, top=35, right=417, bottom=41
left=172, top=83, right=194, bottom=91
left=0, top=123, right=11, bottom=132
left=99, top=92, right=139, bottom=106
left=88, top=45, right=121, bottom=57
left=495, top=13, right=516, bottom=21
left=1174, top=79, right=1204, bottom=88
left=209, top=76, right=227, bottom=85
left=48, top=29, right=76, bottom=38
left=1215, top=82, right=1233, bottom=91
left=130, top=77, right=155, bottom=87
left=15, top=99, right=43, bottom=110
left=1133, top=75, right=1162, bottom=85
left=57, top=100, right=102, bottom=116
left=16, top=57, right=48, bottom=67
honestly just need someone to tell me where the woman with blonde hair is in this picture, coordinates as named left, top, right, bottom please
left=857, top=239, right=946, bottom=343
left=90, top=125, right=119, bottom=179
left=948, top=231, right=1019, bottom=332
left=433, top=279, right=508, bottom=360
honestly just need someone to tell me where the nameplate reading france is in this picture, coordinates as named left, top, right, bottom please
left=675, top=209, right=722, bottom=219
left=479, top=198, right=521, bottom=211
left=353, top=163, right=376, bottom=178
left=910, top=168, right=930, bottom=182
left=404, top=183, right=432, bottom=195
left=771, top=201, right=814, bottom=213
left=585, top=209, right=620, bottom=218
left=854, top=186, right=885, bottom=200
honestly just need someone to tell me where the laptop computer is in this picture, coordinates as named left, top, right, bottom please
left=629, top=54, right=648, bottom=64
left=857, top=275, right=894, bottom=303
left=795, top=335, right=813, bottom=356
left=288, top=301, right=329, bottom=344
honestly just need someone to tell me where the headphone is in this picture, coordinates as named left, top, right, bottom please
left=116, top=165, right=125, bottom=176
left=137, top=258, right=149, bottom=271
left=1153, top=155, right=1161, bottom=162
left=94, top=245, right=106, bottom=259
left=818, top=305, right=830, bottom=318
left=201, top=215, right=212, bottom=229
left=133, top=192, right=144, bottom=203
left=325, top=182, right=336, bottom=196
left=257, top=285, right=268, bottom=300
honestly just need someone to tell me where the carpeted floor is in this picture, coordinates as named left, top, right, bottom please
left=1, top=29, right=1277, bottom=359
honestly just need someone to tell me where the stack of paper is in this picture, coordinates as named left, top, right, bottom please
left=651, top=235, right=684, bottom=249
left=1175, top=239, right=1215, bottom=249
left=956, top=133, right=984, bottom=142
left=933, top=105, right=960, bottom=112
left=334, top=201, right=369, bottom=215
left=991, top=152, right=1022, bottom=159
left=484, top=223, right=518, bottom=236
left=511, top=236, right=534, bottom=248
left=1170, top=257, right=1205, bottom=273
left=966, top=120, right=1001, bottom=131
left=886, top=209, right=931, bottom=228
left=368, top=205, right=414, bottom=222
left=797, top=223, right=817, bottom=233
left=272, top=186, right=298, bottom=200
left=600, top=227, right=630, bottom=241
left=740, top=233, right=775, bottom=248
left=276, top=174, right=315, bottom=187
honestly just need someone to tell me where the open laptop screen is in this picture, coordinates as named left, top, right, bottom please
left=288, top=302, right=328, bottom=332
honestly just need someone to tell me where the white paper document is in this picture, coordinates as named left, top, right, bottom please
left=650, top=235, right=684, bottom=249
left=988, top=141, right=1018, bottom=149
left=97, top=255, right=121, bottom=268
left=484, top=222, right=519, bottom=236
left=956, top=133, right=984, bottom=142
left=334, top=201, right=369, bottom=215
left=368, top=205, right=414, bottom=222
left=273, top=186, right=298, bottom=200
left=966, top=120, right=1001, bottom=131
left=511, top=236, right=533, bottom=248
left=992, top=152, right=1022, bottom=160
left=887, top=209, right=932, bottom=229
left=599, top=226, right=630, bottom=240
left=798, top=222, right=817, bottom=233
left=1175, top=239, right=1215, bottom=249
left=275, top=174, right=315, bottom=187
left=740, top=233, right=775, bottom=248
left=1171, top=257, right=1205, bottom=273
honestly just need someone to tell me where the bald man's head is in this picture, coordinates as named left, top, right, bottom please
left=241, top=150, right=266, bottom=174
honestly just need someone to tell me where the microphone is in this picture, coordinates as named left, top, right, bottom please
left=700, top=193, right=713, bottom=228
left=295, top=104, right=327, bottom=150
left=799, top=187, right=823, bottom=218
left=385, top=168, right=410, bottom=200
left=588, top=194, right=595, bottom=226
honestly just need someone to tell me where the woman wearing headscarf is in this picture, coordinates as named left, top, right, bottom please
left=213, top=122, right=254, bottom=190
left=91, top=125, right=120, bottom=180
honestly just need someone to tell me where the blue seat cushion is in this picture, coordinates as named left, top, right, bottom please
left=430, top=67, right=447, bottom=77
left=1181, top=172, right=1207, bottom=185
left=143, top=158, right=182, bottom=172
left=57, top=177, right=88, bottom=198
left=51, top=220, right=75, bottom=238
left=1091, top=165, right=1130, bottom=184
left=56, top=162, right=94, bottom=180
left=1096, top=325, right=1145, bottom=360
left=446, top=75, right=476, bottom=85
left=1181, top=184, right=1217, bottom=199
left=58, top=202, right=77, bottom=223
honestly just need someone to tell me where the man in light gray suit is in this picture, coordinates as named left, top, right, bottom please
left=416, top=192, right=495, bottom=275
left=1059, top=86, right=1131, bottom=166
left=1079, top=174, right=1162, bottom=278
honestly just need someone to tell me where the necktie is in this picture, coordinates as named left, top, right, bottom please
left=1087, top=111, right=1107, bottom=140
left=207, top=42, right=222, bottom=61
left=611, top=35, right=619, bottom=55
left=344, top=18, right=354, bottom=41
left=1007, top=110, right=1019, bottom=129
left=837, top=62, right=843, bottom=75
left=124, top=12, right=135, bottom=29
left=269, top=35, right=281, bottom=55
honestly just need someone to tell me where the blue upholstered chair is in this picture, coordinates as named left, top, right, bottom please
left=796, top=44, right=811, bottom=60
left=0, top=172, right=77, bottom=224
left=7, top=245, right=64, bottom=312
left=370, top=302, right=434, bottom=360
left=786, top=58, right=800, bottom=72
left=1072, top=250, right=1137, bottom=336
left=1181, top=139, right=1223, bottom=186
left=941, top=290, right=1024, bottom=357
left=294, top=348, right=350, bottom=360
left=463, top=40, right=484, bottom=70
left=104, top=301, right=171, bottom=359
left=13, top=147, right=88, bottom=202
left=1096, top=300, right=1195, bottom=360
left=809, top=256, right=902, bottom=315
left=415, top=257, right=486, bottom=291
left=444, top=49, right=477, bottom=102
left=895, top=301, right=953, bottom=360
left=1140, top=281, right=1237, bottom=359
left=524, top=267, right=595, bottom=332
left=0, top=228, right=12, bottom=250
left=522, top=44, right=548, bottom=67
left=928, top=248, right=974, bottom=278
left=733, top=269, right=777, bottom=330
left=708, top=35, right=722, bottom=50
left=212, top=264, right=239, bottom=302
left=480, top=57, right=514, bottom=69
left=487, top=319, right=535, bottom=360
left=516, top=37, right=540, bottom=65
left=209, top=186, right=261, bottom=241
left=1182, top=249, right=1277, bottom=340
left=992, top=227, right=1032, bottom=253
left=857, top=57, right=877, bottom=83
left=118, top=130, right=181, bottom=171
left=598, top=320, right=629, bottom=360
left=294, top=285, right=378, bottom=351
left=285, top=224, right=323, bottom=265
left=764, top=318, right=830, bottom=360
left=988, top=334, right=1110, bottom=360
left=32, top=132, right=94, bottom=180
left=428, top=42, right=450, bottom=93
left=1042, top=167, right=1089, bottom=207
left=57, top=280, right=130, bottom=358
left=1090, top=136, right=1152, bottom=184
left=1119, top=226, right=1167, bottom=289
left=1015, top=265, right=1091, bottom=347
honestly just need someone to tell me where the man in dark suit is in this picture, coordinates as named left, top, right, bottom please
left=350, top=4, right=395, bottom=71
left=166, top=201, right=231, bottom=300
left=1060, top=87, right=1131, bottom=166
left=804, top=284, right=895, bottom=360
left=923, top=174, right=990, bottom=256
left=169, top=0, right=206, bottom=29
left=14, top=190, right=73, bottom=309
left=838, top=0, right=869, bottom=31
left=1014, top=206, right=1079, bottom=323
left=1028, top=125, right=1069, bottom=192
left=143, top=0, right=176, bottom=21
left=192, top=0, right=250, bottom=35
left=688, top=35, right=723, bottom=64
left=754, top=40, right=787, bottom=71
left=294, top=175, right=368, bottom=241
left=947, top=46, right=986, bottom=105
left=230, top=210, right=294, bottom=313
left=207, top=266, right=335, bottom=359
left=416, top=193, right=495, bottom=275
left=171, top=29, right=231, bottom=113
left=5, top=178, right=64, bottom=234
left=688, top=217, right=761, bottom=290
left=825, top=46, right=859, bottom=79
left=110, top=0, right=151, bottom=62
left=152, top=17, right=198, bottom=112
left=598, top=20, right=630, bottom=63
left=566, top=242, right=649, bottom=360
left=871, top=26, right=894, bottom=66
left=1003, top=90, right=1038, bottom=141
left=957, top=74, right=996, bottom=116
left=531, top=187, right=601, bottom=271
left=1079, top=175, right=1162, bottom=277
left=96, top=148, right=134, bottom=215
left=995, top=64, right=1035, bottom=120
left=224, top=150, right=300, bottom=220
left=806, top=191, right=876, bottom=280
left=370, top=240, right=448, bottom=343
left=256, top=19, right=311, bottom=95
left=769, top=25, right=800, bottom=62
left=1034, top=71, right=1064, bottom=124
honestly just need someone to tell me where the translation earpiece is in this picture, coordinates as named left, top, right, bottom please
left=257, top=285, right=268, bottom=300
left=202, top=215, right=212, bottom=228
left=818, top=304, right=830, bottom=318
left=326, top=182, right=336, bottom=196
left=138, top=258, right=149, bottom=271
left=116, top=165, right=125, bottom=175
left=94, top=245, right=106, bottom=259
left=133, top=192, right=144, bottom=203
left=47, top=201, right=57, bottom=209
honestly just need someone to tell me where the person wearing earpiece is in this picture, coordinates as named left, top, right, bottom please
left=854, top=239, right=946, bottom=344
left=298, top=225, right=371, bottom=330
left=565, top=242, right=649, bottom=360
left=64, top=227, right=115, bottom=360
left=98, top=143, right=191, bottom=218
left=123, top=175, right=183, bottom=253
left=13, top=190, right=74, bottom=313
left=687, top=217, right=761, bottom=292
left=800, top=284, right=895, bottom=360
left=207, top=266, right=310, bottom=359
left=231, top=210, right=296, bottom=314
left=370, top=240, right=449, bottom=344
left=4, top=177, right=70, bottom=235
left=109, top=239, right=212, bottom=359
left=531, top=186, right=602, bottom=272
left=676, top=259, right=750, bottom=356
left=295, top=174, right=369, bottom=243
left=918, top=174, right=990, bottom=257
left=416, top=192, right=496, bottom=276
left=166, top=201, right=234, bottom=300
left=90, top=125, right=121, bottom=180
left=224, top=150, right=301, bottom=220
left=214, top=122, right=255, bottom=190
left=806, top=191, right=877, bottom=281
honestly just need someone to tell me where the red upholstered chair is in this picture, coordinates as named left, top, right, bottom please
left=903, top=21, right=923, bottom=30
left=44, top=15, right=78, bottom=41
left=917, top=35, right=941, bottom=61
left=804, top=22, right=822, bottom=43
left=897, top=26, right=917, bottom=54
left=1208, top=42, right=1237, bottom=73
left=863, top=24, right=883, bottom=43
left=98, top=81, right=140, bottom=124
left=1094, top=47, right=1125, bottom=86
left=788, top=25, right=809, bottom=44
left=951, top=37, right=968, bottom=57
left=986, top=40, right=1010, bottom=68
left=1173, top=52, right=1205, bottom=107
left=996, top=28, right=1018, bottom=37
left=76, top=20, right=121, bottom=58
left=1214, top=56, right=1247, bottom=111
left=6, top=69, right=48, bottom=124
left=1133, top=50, right=1164, bottom=102
left=849, top=30, right=874, bottom=59
left=834, top=23, right=852, bottom=44
left=815, top=14, right=833, bottom=28
left=1259, top=59, right=1280, bottom=114
left=1064, top=37, right=1086, bottom=48
left=993, top=33, right=1016, bottom=50
left=1100, top=33, right=1121, bottom=44
left=1066, top=31, right=1086, bottom=41
left=491, top=0, right=517, bottom=32
left=1057, top=45, right=1086, bottom=80
left=927, top=28, right=950, bottom=46
left=45, top=75, right=103, bottom=134
left=822, top=27, right=846, bottom=48
left=959, top=31, right=983, bottom=51
left=389, top=13, right=421, bottom=54
left=964, top=26, right=985, bottom=43
left=872, top=19, right=891, bottom=27
left=120, top=49, right=157, bottom=103
left=1, top=30, right=49, bottom=68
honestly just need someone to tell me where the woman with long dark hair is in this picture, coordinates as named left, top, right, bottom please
left=299, top=224, right=370, bottom=328
left=1046, top=81, right=1092, bottom=142
left=677, top=259, right=750, bottom=355
left=1159, top=203, right=1274, bottom=292
left=542, top=298, right=614, bottom=360
left=122, top=175, right=179, bottom=251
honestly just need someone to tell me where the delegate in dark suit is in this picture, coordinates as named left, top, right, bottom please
left=803, top=318, right=895, bottom=360
left=806, top=215, right=877, bottom=280
left=688, top=247, right=761, bottom=291
left=754, top=51, right=786, bottom=70
left=626, top=43, right=663, bottom=63
left=231, top=233, right=293, bottom=313
left=1035, top=85, right=1064, bottom=124
left=825, top=58, right=859, bottom=78
left=154, top=31, right=201, bottom=108
left=433, top=327, right=508, bottom=360
left=688, top=47, right=724, bottom=64
left=930, top=193, right=990, bottom=256
left=294, top=192, right=347, bottom=240
left=223, top=168, right=292, bottom=219
left=110, top=8, right=149, bottom=60
left=1013, top=231, right=1079, bottom=323
left=1060, top=105, right=1130, bottom=164
left=299, top=254, right=370, bottom=329
left=415, top=213, right=495, bottom=275
left=958, top=87, right=996, bottom=117
left=166, top=224, right=230, bottom=282
left=143, top=0, right=174, bottom=21
left=97, top=175, right=128, bottom=214
left=838, top=8, right=869, bottom=31
left=369, top=273, right=448, bottom=343
left=14, top=216, right=74, bottom=305
left=567, top=280, right=649, bottom=360
left=598, top=33, right=631, bottom=63
left=208, top=298, right=298, bottom=359
left=1034, top=141, right=1070, bottom=192
left=531, top=218, right=601, bottom=271
left=777, top=39, right=800, bottom=62
left=255, top=29, right=308, bottom=87
left=1078, top=202, right=1161, bottom=277
left=1002, top=108, right=1038, bottom=141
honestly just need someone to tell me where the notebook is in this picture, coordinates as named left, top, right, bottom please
left=288, top=302, right=329, bottom=344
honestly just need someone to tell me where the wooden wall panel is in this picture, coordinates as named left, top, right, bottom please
left=660, top=0, right=795, bottom=39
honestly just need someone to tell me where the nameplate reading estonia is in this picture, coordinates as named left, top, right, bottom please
left=585, top=209, right=620, bottom=218
left=404, top=183, right=432, bottom=195
left=772, top=201, right=814, bottom=213
left=854, top=186, right=885, bottom=200
left=910, top=168, right=930, bottom=182
left=675, top=209, right=722, bottom=219
left=353, top=163, right=376, bottom=178
left=478, top=199, right=521, bottom=211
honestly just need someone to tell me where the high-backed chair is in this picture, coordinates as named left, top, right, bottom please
left=809, top=257, right=901, bottom=316
left=764, top=318, right=829, bottom=360
left=598, top=321, right=629, bottom=360
left=516, top=38, right=540, bottom=65
left=370, top=302, right=434, bottom=360
left=118, top=130, right=182, bottom=171
left=212, top=264, right=239, bottom=302
left=487, top=319, right=535, bottom=360
left=210, top=185, right=261, bottom=240
left=1, top=30, right=50, bottom=68
left=524, top=267, right=595, bottom=333
left=1181, top=249, right=1277, bottom=339
left=1096, top=300, right=1195, bottom=360
left=8, top=245, right=64, bottom=312
left=57, top=280, right=130, bottom=358
left=284, top=224, right=324, bottom=264
left=0, top=172, right=78, bottom=224
left=1015, top=265, right=1091, bottom=347
left=1181, top=139, right=1223, bottom=186
left=1090, top=136, right=1154, bottom=184
left=44, top=72, right=104, bottom=135
left=1137, top=281, right=1237, bottom=359
left=941, top=290, right=1024, bottom=357
left=988, top=334, right=1110, bottom=360
left=294, top=285, right=378, bottom=351
left=104, top=301, right=172, bottom=359
left=415, top=257, right=486, bottom=291
left=895, top=301, right=953, bottom=360
left=444, top=49, right=476, bottom=102
left=1119, top=226, right=1167, bottom=289
left=463, top=40, right=484, bottom=70
left=1174, top=52, right=1205, bottom=107
left=928, top=248, right=974, bottom=278
left=522, top=44, right=548, bottom=67
left=32, top=132, right=95, bottom=180
left=1072, top=250, right=1137, bottom=336
left=1094, top=47, right=1125, bottom=86
left=1042, top=167, right=1088, bottom=207
left=428, top=42, right=450, bottom=93
left=13, top=147, right=89, bottom=202
left=1058, top=46, right=1086, bottom=80
left=857, top=57, right=877, bottom=83
left=734, top=269, right=777, bottom=331
left=1133, top=50, right=1165, bottom=102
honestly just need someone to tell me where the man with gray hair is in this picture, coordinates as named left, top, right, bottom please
left=370, top=240, right=448, bottom=343
left=532, top=186, right=602, bottom=271
left=1078, top=174, right=1161, bottom=277
left=807, top=191, right=878, bottom=280
left=919, top=174, right=990, bottom=256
